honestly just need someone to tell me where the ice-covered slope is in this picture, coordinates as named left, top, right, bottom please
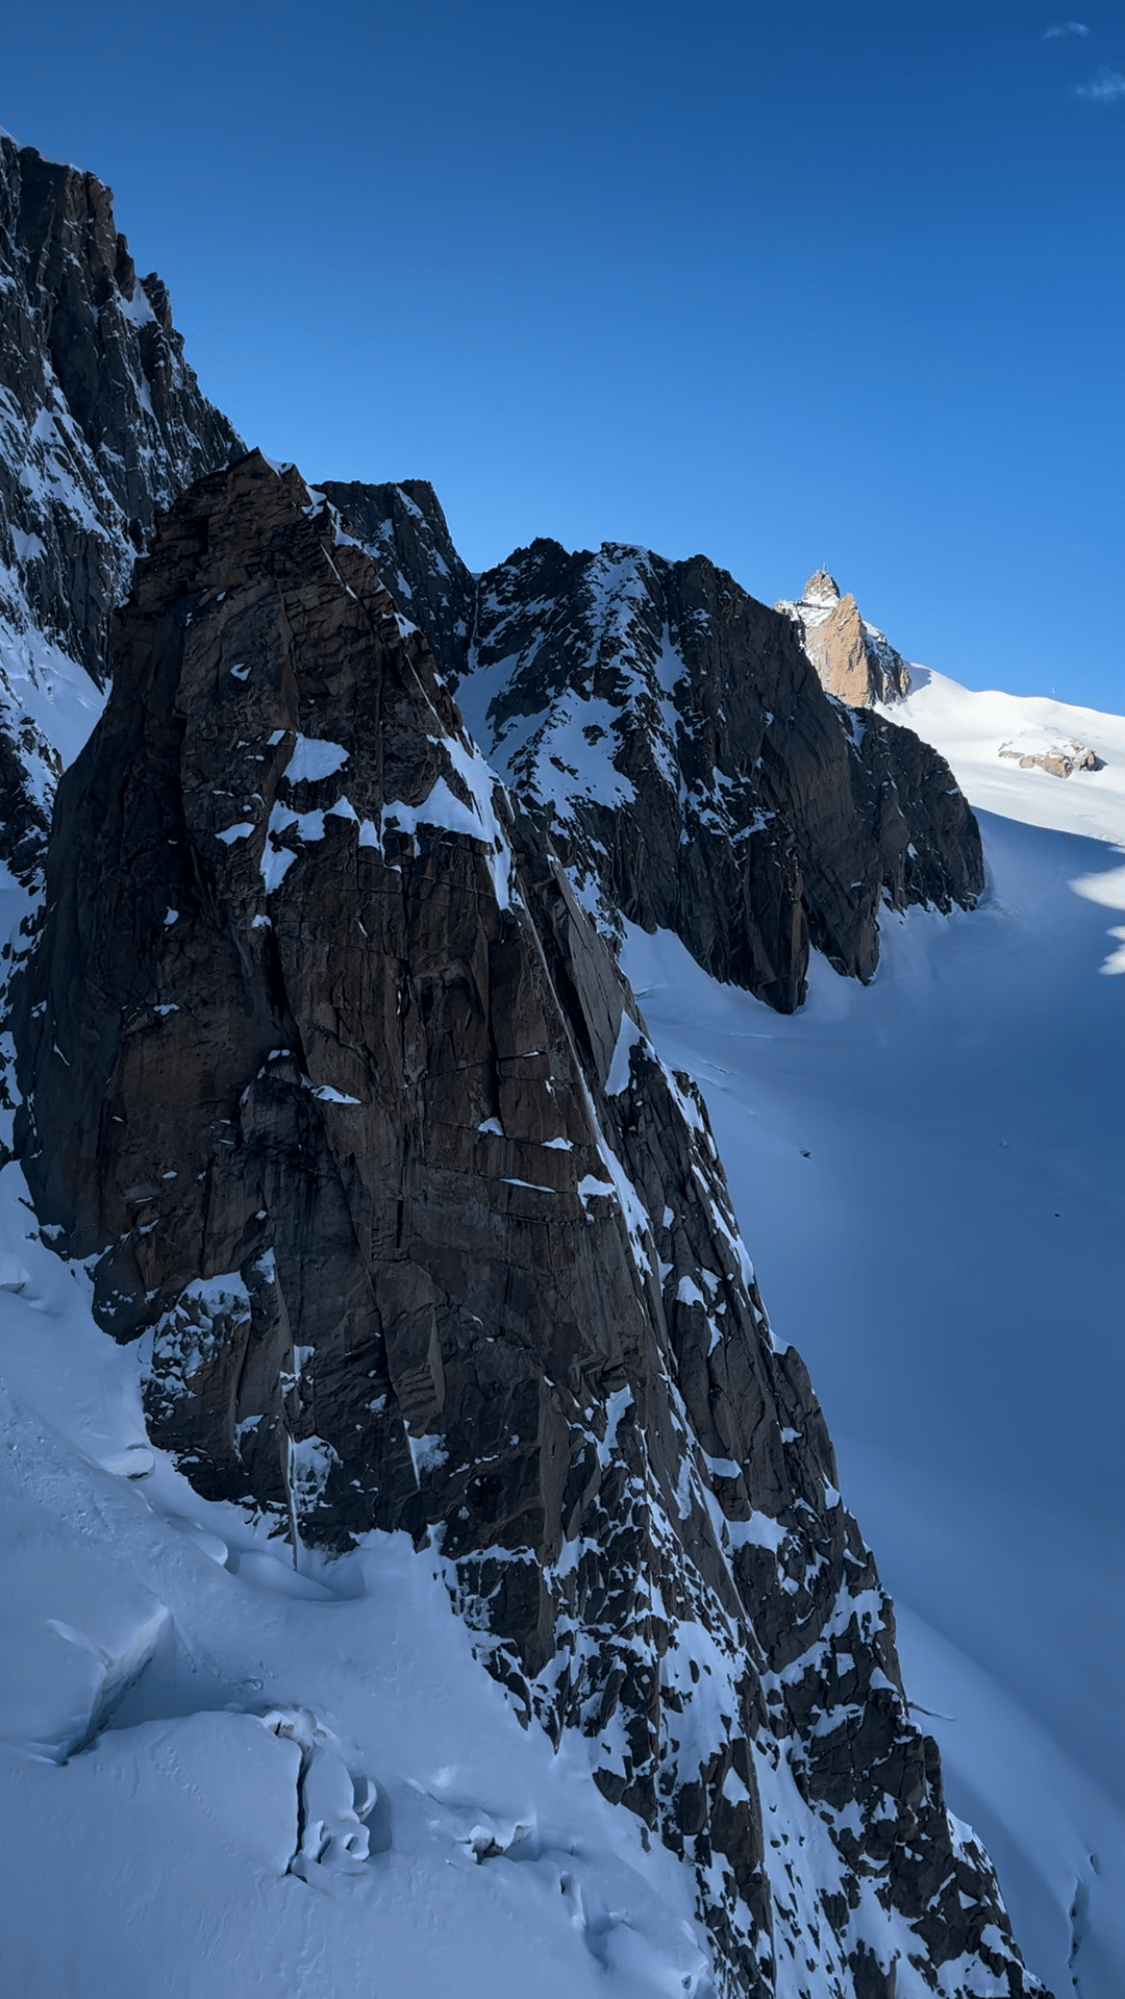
left=622, top=670, right=1125, bottom=1999
left=0, top=1186, right=717, bottom=1999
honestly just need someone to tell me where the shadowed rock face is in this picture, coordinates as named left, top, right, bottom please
left=14, top=453, right=1043, bottom=1999
left=319, top=476, right=477, bottom=690
left=0, top=135, right=241, bottom=883
left=0, top=135, right=241, bottom=673
left=322, top=502, right=984, bottom=1011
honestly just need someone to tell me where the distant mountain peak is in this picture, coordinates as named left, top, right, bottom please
left=801, top=567, right=841, bottom=605
left=776, top=571, right=912, bottom=707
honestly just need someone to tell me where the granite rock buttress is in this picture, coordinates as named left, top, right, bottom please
left=14, top=452, right=1043, bottom=1999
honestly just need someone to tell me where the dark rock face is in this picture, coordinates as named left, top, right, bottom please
left=460, top=537, right=877, bottom=1012
left=838, top=700, right=985, bottom=918
left=318, top=476, right=476, bottom=690
left=14, top=453, right=1043, bottom=1999
left=329, top=509, right=983, bottom=1012
left=0, top=134, right=241, bottom=881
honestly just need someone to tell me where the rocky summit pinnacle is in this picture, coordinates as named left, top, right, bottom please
left=801, top=568, right=842, bottom=604
left=776, top=571, right=914, bottom=708
left=12, top=451, right=1045, bottom=1999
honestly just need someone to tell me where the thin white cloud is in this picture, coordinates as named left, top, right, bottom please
left=1075, top=67, right=1125, bottom=99
left=1044, top=20, right=1089, bottom=35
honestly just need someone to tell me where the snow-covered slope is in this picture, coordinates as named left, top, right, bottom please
left=622, top=670, right=1125, bottom=1999
left=1, top=1114, right=1031, bottom=1999
left=0, top=1211, right=719, bottom=1999
left=885, top=665, right=1125, bottom=844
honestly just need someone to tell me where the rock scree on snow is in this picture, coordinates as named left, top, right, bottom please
left=13, top=450, right=1045, bottom=1998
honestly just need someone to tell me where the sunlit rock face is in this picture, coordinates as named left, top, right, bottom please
left=775, top=570, right=914, bottom=709
left=323, top=497, right=983, bottom=1013
left=14, top=452, right=1043, bottom=1999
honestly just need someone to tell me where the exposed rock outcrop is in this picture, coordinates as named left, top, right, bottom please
left=999, top=739, right=1101, bottom=778
left=319, top=476, right=476, bottom=687
left=14, top=453, right=1043, bottom=1999
left=776, top=570, right=913, bottom=708
left=0, top=134, right=241, bottom=881
left=326, top=505, right=983, bottom=1011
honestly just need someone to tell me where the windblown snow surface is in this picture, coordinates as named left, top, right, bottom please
left=624, top=668, right=1125, bottom=1999
left=0, top=661, right=1120, bottom=1997
left=0, top=1106, right=714, bottom=1998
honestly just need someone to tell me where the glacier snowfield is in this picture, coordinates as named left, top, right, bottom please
left=625, top=673, right=1125, bottom=1999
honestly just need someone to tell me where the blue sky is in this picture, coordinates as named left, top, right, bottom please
left=4, top=1, right=1123, bottom=707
